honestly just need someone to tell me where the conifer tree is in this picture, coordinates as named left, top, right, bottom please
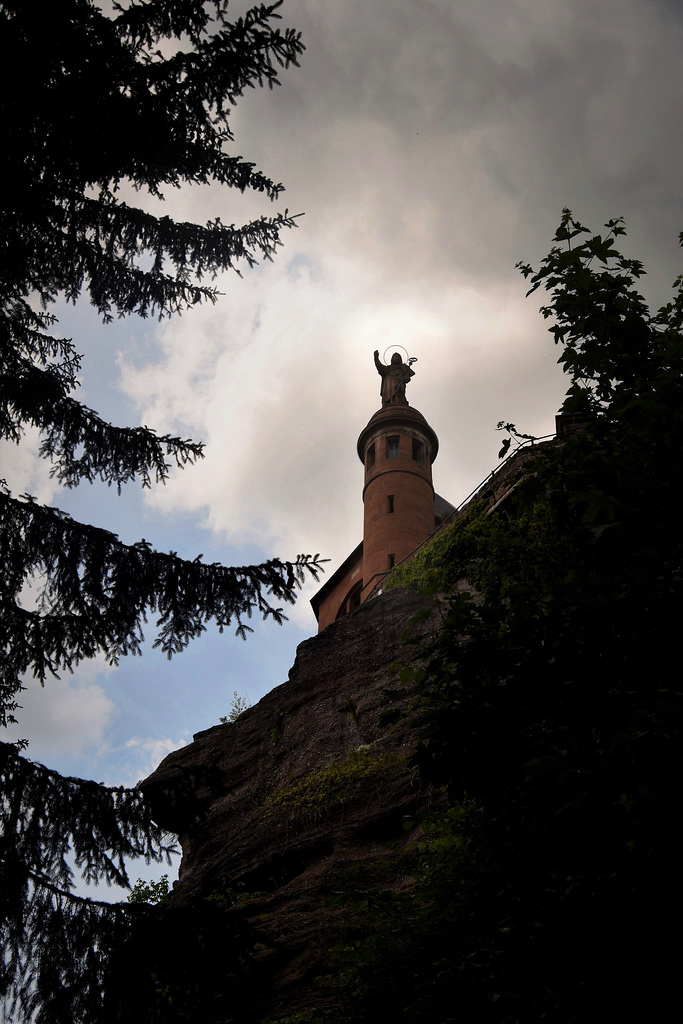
left=0, top=2, right=320, bottom=1020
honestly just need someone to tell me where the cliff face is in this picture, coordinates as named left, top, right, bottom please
left=141, top=588, right=443, bottom=1019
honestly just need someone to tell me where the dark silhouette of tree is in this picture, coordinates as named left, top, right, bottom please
left=0, top=2, right=321, bottom=1020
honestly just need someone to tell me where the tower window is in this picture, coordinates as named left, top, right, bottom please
left=367, top=443, right=375, bottom=468
left=387, top=494, right=394, bottom=514
left=387, top=436, right=399, bottom=459
left=412, top=438, right=423, bottom=461
left=388, top=553, right=395, bottom=569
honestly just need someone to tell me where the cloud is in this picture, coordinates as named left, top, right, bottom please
left=119, top=734, right=191, bottom=788
left=114, top=0, right=683, bottom=575
left=0, top=427, right=59, bottom=505
left=7, top=659, right=116, bottom=763
left=6, top=662, right=190, bottom=788
left=59, top=0, right=671, bottom=639
left=116, top=241, right=567, bottom=627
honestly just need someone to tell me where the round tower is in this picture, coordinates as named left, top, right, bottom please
left=357, top=403, right=439, bottom=597
left=309, top=350, right=444, bottom=630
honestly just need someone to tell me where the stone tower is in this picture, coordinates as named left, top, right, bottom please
left=311, top=350, right=451, bottom=632
left=357, top=402, right=439, bottom=596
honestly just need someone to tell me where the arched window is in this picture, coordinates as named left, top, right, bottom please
left=335, top=580, right=364, bottom=621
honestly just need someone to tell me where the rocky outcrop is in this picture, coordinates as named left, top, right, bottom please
left=141, top=587, right=444, bottom=1020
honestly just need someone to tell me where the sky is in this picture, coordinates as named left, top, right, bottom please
left=4, top=0, right=683, bottom=889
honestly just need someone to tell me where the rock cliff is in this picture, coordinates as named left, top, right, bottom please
left=141, top=587, right=444, bottom=1020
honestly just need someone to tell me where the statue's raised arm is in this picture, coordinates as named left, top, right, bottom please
left=374, top=349, right=414, bottom=407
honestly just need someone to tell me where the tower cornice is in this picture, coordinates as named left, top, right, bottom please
left=356, top=405, right=439, bottom=463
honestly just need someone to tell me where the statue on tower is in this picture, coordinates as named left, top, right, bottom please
left=374, top=349, right=415, bottom=407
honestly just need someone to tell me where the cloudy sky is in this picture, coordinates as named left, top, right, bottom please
left=4, top=0, right=683, bottom=887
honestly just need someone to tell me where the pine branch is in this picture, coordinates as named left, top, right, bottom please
left=0, top=489, right=326, bottom=717
left=1, top=350, right=205, bottom=488
left=142, top=3, right=304, bottom=115
left=1, top=861, right=137, bottom=1024
left=0, top=741, right=176, bottom=1021
left=0, top=743, right=176, bottom=890
left=4, top=189, right=300, bottom=317
left=0, top=301, right=78, bottom=367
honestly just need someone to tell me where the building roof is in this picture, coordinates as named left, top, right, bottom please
left=309, top=540, right=363, bottom=620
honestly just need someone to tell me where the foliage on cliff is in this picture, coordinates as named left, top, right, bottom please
left=305, top=213, right=683, bottom=1022
left=266, top=747, right=407, bottom=822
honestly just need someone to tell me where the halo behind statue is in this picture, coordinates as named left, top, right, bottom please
left=383, top=345, right=418, bottom=366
